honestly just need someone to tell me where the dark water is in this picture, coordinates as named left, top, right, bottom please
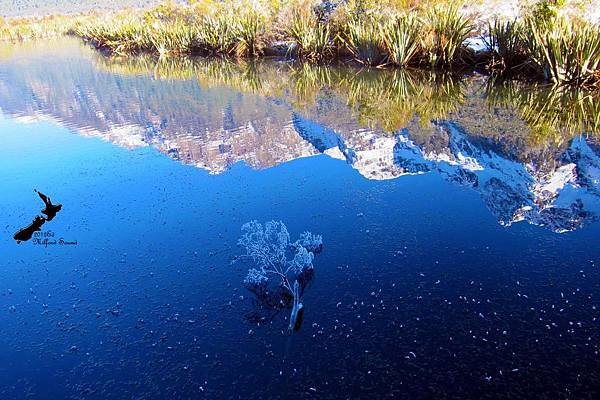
left=1, top=38, right=600, bottom=399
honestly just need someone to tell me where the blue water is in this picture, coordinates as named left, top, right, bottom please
left=1, top=39, right=600, bottom=399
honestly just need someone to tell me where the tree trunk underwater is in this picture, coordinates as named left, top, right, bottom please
left=287, top=280, right=304, bottom=334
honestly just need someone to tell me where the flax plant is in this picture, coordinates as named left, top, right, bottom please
left=485, top=19, right=528, bottom=74
left=421, top=5, right=473, bottom=68
left=233, top=8, right=267, bottom=57
left=523, top=17, right=600, bottom=88
left=382, top=13, right=421, bottom=67
left=287, top=6, right=333, bottom=61
left=196, top=14, right=238, bottom=55
left=341, top=16, right=386, bottom=66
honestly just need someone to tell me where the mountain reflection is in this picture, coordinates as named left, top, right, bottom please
left=0, top=38, right=598, bottom=233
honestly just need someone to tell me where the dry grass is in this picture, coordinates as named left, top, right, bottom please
left=0, top=14, right=92, bottom=41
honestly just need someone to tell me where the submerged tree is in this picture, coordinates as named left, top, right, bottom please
left=238, top=220, right=323, bottom=334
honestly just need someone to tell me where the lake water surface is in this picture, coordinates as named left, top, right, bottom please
left=1, top=38, right=600, bottom=399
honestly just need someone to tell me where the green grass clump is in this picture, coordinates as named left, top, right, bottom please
left=150, top=21, right=197, bottom=56
left=523, top=16, right=600, bottom=88
left=75, top=17, right=201, bottom=56
left=485, top=19, right=528, bottom=74
left=421, top=5, right=473, bottom=67
left=286, top=6, right=333, bottom=61
left=340, top=17, right=387, bottom=66
left=382, top=14, right=421, bottom=67
left=73, top=19, right=150, bottom=54
left=232, top=8, right=266, bottom=57
left=195, top=14, right=238, bottom=55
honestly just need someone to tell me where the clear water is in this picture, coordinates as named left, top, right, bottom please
left=1, top=38, right=600, bottom=399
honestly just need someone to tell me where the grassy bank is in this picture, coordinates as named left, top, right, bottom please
left=2, top=0, right=600, bottom=88
left=70, top=0, right=475, bottom=63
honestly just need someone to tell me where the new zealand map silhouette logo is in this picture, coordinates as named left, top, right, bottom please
left=13, top=190, right=62, bottom=244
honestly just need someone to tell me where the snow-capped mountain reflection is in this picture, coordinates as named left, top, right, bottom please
left=294, top=116, right=600, bottom=233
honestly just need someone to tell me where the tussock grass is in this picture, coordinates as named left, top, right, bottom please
left=234, top=9, right=267, bottom=57
left=195, top=14, right=237, bottom=55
